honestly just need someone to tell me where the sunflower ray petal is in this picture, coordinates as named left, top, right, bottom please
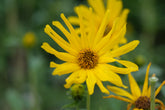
left=52, top=63, right=80, bottom=76
left=142, top=63, right=151, bottom=96
left=41, top=42, right=75, bottom=62
left=103, top=95, right=132, bottom=103
left=128, top=73, right=141, bottom=99
left=116, top=60, right=139, bottom=72
left=44, top=25, right=77, bottom=55
left=86, top=70, right=97, bottom=95
left=110, top=40, right=140, bottom=58
left=107, top=85, right=134, bottom=100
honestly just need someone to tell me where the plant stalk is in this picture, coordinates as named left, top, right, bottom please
left=87, top=93, right=90, bottom=110
left=149, top=74, right=158, bottom=110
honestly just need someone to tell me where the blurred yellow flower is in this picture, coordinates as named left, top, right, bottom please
left=104, top=63, right=165, bottom=110
left=41, top=12, right=139, bottom=95
left=69, top=0, right=129, bottom=48
left=22, top=32, right=36, bottom=48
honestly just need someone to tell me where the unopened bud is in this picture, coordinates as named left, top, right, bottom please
left=70, top=84, right=85, bottom=102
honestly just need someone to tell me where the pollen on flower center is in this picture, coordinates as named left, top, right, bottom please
left=103, top=24, right=111, bottom=36
left=135, top=96, right=150, bottom=109
left=77, top=49, right=98, bottom=69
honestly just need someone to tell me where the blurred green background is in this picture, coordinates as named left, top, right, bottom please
left=0, top=0, right=165, bottom=110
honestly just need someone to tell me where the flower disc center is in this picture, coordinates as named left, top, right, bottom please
left=78, top=49, right=98, bottom=69
left=135, top=96, right=150, bottom=109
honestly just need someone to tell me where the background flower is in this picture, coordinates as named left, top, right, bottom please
left=22, top=32, right=36, bottom=48
left=69, top=0, right=129, bottom=49
left=104, top=63, right=165, bottom=110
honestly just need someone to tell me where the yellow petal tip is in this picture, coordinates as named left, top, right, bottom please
left=135, top=40, right=140, bottom=45
left=122, top=85, right=128, bottom=89
left=52, top=21, right=58, bottom=25
left=105, top=90, right=110, bottom=95
left=41, top=42, right=47, bottom=49
left=50, top=61, right=58, bottom=68
left=124, top=8, right=130, bottom=14
left=64, top=84, right=70, bottom=88
left=60, top=13, right=65, bottom=18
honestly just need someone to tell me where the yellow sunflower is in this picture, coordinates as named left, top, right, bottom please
left=69, top=0, right=129, bottom=48
left=41, top=11, right=139, bottom=95
left=104, top=63, right=165, bottom=110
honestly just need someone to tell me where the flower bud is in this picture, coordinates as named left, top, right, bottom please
left=70, top=84, right=85, bottom=102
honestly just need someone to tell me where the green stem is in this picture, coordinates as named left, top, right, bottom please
left=87, top=93, right=90, bottom=110
left=76, top=103, right=79, bottom=110
left=149, top=75, right=158, bottom=110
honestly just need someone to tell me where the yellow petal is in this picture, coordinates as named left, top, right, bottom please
left=64, top=71, right=79, bottom=88
left=94, top=17, right=118, bottom=53
left=120, top=36, right=127, bottom=44
left=52, top=63, right=80, bottom=76
left=94, top=65, right=110, bottom=81
left=110, top=40, right=140, bottom=58
left=96, top=80, right=110, bottom=94
left=50, top=61, right=59, bottom=68
left=116, top=60, right=139, bottom=72
left=98, top=23, right=126, bottom=56
left=76, top=7, right=88, bottom=49
left=107, top=85, right=134, bottom=100
left=94, top=64, right=127, bottom=88
left=107, top=0, right=122, bottom=24
left=94, top=30, right=113, bottom=53
left=147, top=85, right=151, bottom=98
left=128, top=73, right=141, bottom=99
left=52, top=21, right=80, bottom=51
left=41, top=42, right=76, bottom=62
left=155, top=80, right=165, bottom=97
left=155, top=99, right=165, bottom=110
left=74, top=5, right=92, bottom=20
left=98, top=52, right=116, bottom=63
left=87, top=0, right=105, bottom=17
left=86, top=70, right=97, bottom=95
left=93, top=10, right=110, bottom=47
left=64, top=70, right=87, bottom=88
left=116, top=9, right=130, bottom=31
left=76, top=69, right=87, bottom=84
left=103, top=95, right=132, bottom=103
left=142, top=63, right=151, bottom=96
left=44, top=25, right=77, bottom=55
left=60, top=13, right=81, bottom=50
left=113, top=9, right=130, bottom=35
left=109, top=24, right=127, bottom=49
left=74, top=28, right=81, bottom=35
left=127, top=103, right=133, bottom=110
left=107, top=64, right=133, bottom=74
left=74, top=6, right=97, bottom=49
left=68, top=16, right=79, bottom=25
left=52, top=21, right=71, bottom=42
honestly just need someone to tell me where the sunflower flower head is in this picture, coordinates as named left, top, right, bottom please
left=69, top=0, right=129, bottom=48
left=104, top=63, right=165, bottom=110
left=41, top=11, right=139, bottom=95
